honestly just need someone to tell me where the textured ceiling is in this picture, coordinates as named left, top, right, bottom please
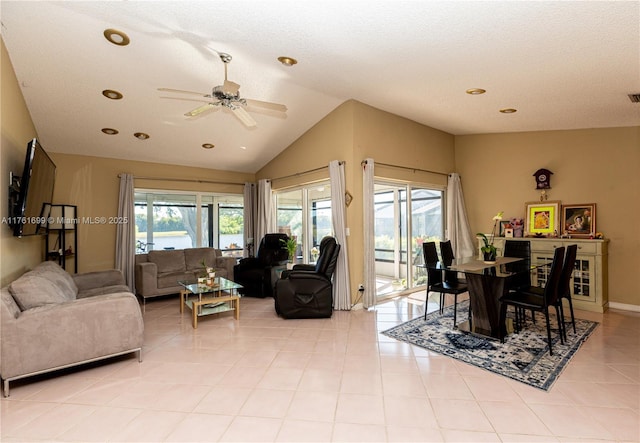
left=2, top=1, right=638, bottom=173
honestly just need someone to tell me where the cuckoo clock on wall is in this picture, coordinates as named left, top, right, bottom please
left=534, top=168, right=553, bottom=190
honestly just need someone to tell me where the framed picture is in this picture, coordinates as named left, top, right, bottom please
left=499, top=220, right=511, bottom=236
left=562, top=203, right=596, bottom=238
left=525, top=201, right=560, bottom=237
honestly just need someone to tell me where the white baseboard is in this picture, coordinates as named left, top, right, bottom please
left=608, top=302, right=640, bottom=312
left=351, top=302, right=363, bottom=311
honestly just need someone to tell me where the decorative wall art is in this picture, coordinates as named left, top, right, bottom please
left=525, top=201, right=560, bottom=237
left=561, top=203, right=596, bottom=238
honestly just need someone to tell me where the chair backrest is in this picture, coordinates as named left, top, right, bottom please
left=439, top=240, right=460, bottom=283
left=503, top=240, right=531, bottom=260
left=440, top=240, right=454, bottom=263
left=423, top=242, right=442, bottom=286
left=558, top=244, right=578, bottom=299
left=543, top=246, right=565, bottom=306
left=257, top=233, right=290, bottom=265
left=314, top=236, right=341, bottom=278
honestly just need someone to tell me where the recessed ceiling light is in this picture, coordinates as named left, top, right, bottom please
left=277, top=56, right=298, bottom=66
left=466, top=88, right=486, bottom=95
left=499, top=108, right=518, bottom=114
left=202, top=143, right=215, bottom=149
left=103, top=28, right=130, bottom=46
left=101, top=128, right=119, bottom=135
left=134, top=132, right=150, bottom=140
left=239, top=146, right=247, bottom=150
left=102, top=89, right=123, bottom=100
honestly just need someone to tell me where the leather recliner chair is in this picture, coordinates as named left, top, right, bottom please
left=274, top=236, right=340, bottom=319
left=233, top=233, right=289, bottom=298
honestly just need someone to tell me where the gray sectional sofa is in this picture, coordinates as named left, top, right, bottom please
left=134, top=247, right=236, bottom=303
left=0, top=261, right=144, bottom=397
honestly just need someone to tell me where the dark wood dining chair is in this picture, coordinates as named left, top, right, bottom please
left=556, top=244, right=578, bottom=339
left=499, top=246, right=565, bottom=355
left=423, top=241, right=469, bottom=327
left=503, top=240, right=531, bottom=291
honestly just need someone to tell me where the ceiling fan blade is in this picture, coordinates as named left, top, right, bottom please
left=245, top=99, right=287, bottom=113
left=222, top=80, right=240, bottom=95
left=158, top=87, right=209, bottom=97
left=185, top=103, right=219, bottom=117
left=231, top=106, right=257, bottom=127
left=160, top=96, right=214, bottom=103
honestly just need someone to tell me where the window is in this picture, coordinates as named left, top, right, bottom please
left=275, top=182, right=332, bottom=264
left=134, top=190, right=244, bottom=256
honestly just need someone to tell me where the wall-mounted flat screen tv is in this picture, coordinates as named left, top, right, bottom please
left=11, top=138, right=56, bottom=237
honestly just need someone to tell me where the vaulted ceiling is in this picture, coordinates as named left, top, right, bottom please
left=2, top=1, right=638, bottom=173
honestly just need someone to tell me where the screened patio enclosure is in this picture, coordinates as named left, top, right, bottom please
left=374, top=182, right=444, bottom=298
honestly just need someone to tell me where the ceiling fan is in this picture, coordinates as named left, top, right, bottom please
left=159, top=52, right=287, bottom=127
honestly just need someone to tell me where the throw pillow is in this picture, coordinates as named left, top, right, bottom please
left=9, top=273, right=69, bottom=310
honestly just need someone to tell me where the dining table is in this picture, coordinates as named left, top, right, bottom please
left=427, top=256, right=536, bottom=339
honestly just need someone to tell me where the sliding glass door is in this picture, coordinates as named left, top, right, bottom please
left=374, top=181, right=443, bottom=298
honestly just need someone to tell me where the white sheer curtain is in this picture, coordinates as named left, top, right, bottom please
left=446, top=173, right=475, bottom=259
left=243, top=183, right=256, bottom=257
left=256, top=179, right=274, bottom=243
left=115, top=173, right=135, bottom=291
left=329, top=160, right=351, bottom=311
left=362, top=158, right=376, bottom=309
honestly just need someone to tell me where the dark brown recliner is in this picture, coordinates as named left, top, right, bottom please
left=233, top=233, right=289, bottom=298
left=274, top=236, right=340, bottom=319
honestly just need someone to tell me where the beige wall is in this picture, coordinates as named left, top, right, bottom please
left=258, top=100, right=455, bottom=299
left=48, top=153, right=254, bottom=273
left=455, top=127, right=640, bottom=307
left=0, top=39, right=42, bottom=286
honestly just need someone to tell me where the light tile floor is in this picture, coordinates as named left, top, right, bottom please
left=1, top=292, right=639, bottom=442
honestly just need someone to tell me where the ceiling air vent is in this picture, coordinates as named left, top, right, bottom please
left=628, top=93, right=640, bottom=103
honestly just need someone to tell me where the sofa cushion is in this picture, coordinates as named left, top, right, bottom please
left=148, top=250, right=186, bottom=274
left=31, top=261, right=78, bottom=298
left=184, top=248, right=217, bottom=271
left=1, top=287, right=21, bottom=319
left=157, top=271, right=196, bottom=289
left=77, top=285, right=132, bottom=299
left=9, top=273, right=69, bottom=310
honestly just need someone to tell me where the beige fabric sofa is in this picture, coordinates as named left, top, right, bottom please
left=0, top=261, right=144, bottom=397
left=134, top=247, right=236, bottom=302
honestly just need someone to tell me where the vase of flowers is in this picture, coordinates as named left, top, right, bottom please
left=477, top=211, right=503, bottom=263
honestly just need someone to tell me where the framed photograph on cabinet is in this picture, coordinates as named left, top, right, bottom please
left=562, top=203, right=596, bottom=238
left=525, top=201, right=560, bottom=237
left=499, top=220, right=511, bottom=236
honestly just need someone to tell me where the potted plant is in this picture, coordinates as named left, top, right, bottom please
left=477, top=211, right=504, bottom=263
left=280, top=237, right=297, bottom=263
left=199, top=258, right=215, bottom=285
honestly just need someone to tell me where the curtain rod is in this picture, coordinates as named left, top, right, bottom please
left=360, top=160, right=449, bottom=177
left=118, top=174, right=245, bottom=186
left=269, top=161, right=344, bottom=182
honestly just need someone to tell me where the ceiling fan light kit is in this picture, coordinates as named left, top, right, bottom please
left=159, top=52, right=287, bottom=128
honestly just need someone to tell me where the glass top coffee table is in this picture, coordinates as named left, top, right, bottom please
left=178, top=277, right=243, bottom=328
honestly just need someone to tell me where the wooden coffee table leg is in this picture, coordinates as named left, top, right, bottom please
left=234, top=297, right=240, bottom=320
left=192, top=302, right=198, bottom=329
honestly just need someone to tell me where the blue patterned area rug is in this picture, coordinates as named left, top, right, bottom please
left=382, top=300, right=598, bottom=391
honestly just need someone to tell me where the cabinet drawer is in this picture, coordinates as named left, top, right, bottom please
left=530, top=241, right=564, bottom=253
left=573, top=242, right=597, bottom=254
